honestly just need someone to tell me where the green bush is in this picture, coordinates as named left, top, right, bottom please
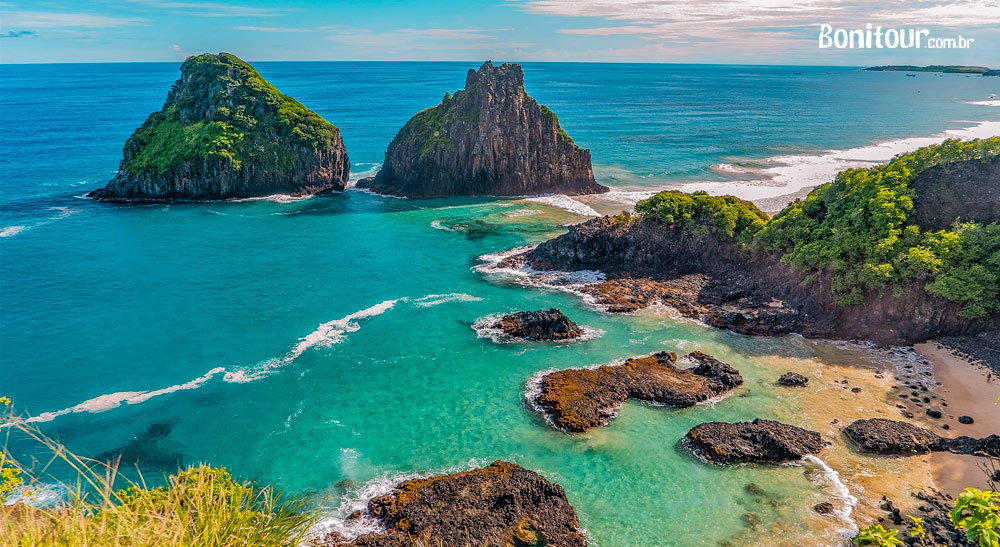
left=951, top=488, right=1000, bottom=547
left=852, top=523, right=903, bottom=546
left=635, top=190, right=768, bottom=244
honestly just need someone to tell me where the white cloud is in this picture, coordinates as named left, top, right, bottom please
left=232, top=26, right=314, bottom=32
left=0, top=10, right=149, bottom=29
left=125, top=1, right=297, bottom=18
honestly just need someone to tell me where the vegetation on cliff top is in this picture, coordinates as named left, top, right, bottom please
left=123, top=52, right=339, bottom=176
left=756, top=137, right=1000, bottom=317
left=634, top=138, right=1000, bottom=318
left=634, top=190, right=768, bottom=244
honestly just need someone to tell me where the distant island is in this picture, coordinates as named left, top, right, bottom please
left=864, top=65, right=999, bottom=76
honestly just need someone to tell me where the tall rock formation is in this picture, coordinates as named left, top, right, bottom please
left=90, top=53, right=349, bottom=202
left=358, top=61, right=608, bottom=198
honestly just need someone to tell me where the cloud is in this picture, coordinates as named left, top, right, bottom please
left=171, top=44, right=182, bottom=51
left=123, top=0, right=297, bottom=17
left=1, top=30, right=37, bottom=38
left=515, top=0, right=1000, bottom=32
left=0, top=10, right=149, bottom=29
left=232, top=26, right=314, bottom=32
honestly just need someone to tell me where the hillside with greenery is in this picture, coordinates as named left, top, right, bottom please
left=123, top=52, right=340, bottom=176
left=634, top=138, right=1000, bottom=319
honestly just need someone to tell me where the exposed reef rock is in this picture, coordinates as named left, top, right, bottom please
left=90, top=53, right=349, bottom=202
left=533, top=351, right=742, bottom=432
left=844, top=418, right=1000, bottom=457
left=491, top=308, right=584, bottom=341
left=358, top=61, right=608, bottom=198
left=317, top=461, right=586, bottom=547
left=685, top=419, right=827, bottom=464
left=777, top=372, right=809, bottom=387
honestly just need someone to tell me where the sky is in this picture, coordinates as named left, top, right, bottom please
left=1, top=0, right=999, bottom=65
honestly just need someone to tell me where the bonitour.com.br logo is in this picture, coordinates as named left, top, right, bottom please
left=819, top=24, right=975, bottom=49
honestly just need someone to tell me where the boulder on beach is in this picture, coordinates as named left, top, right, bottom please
left=358, top=61, right=608, bottom=198
left=533, top=351, right=743, bottom=432
left=490, top=308, right=585, bottom=341
left=90, top=53, right=349, bottom=202
left=685, top=418, right=828, bottom=464
left=315, top=460, right=587, bottom=546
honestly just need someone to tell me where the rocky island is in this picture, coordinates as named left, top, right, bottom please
left=864, top=65, right=997, bottom=75
left=490, top=308, right=585, bottom=341
left=501, top=138, right=1000, bottom=345
left=317, top=461, right=587, bottom=546
left=685, top=419, right=828, bottom=464
left=90, top=53, right=349, bottom=202
left=358, top=61, right=608, bottom=198
left=533, top=351, right=743, bottom=432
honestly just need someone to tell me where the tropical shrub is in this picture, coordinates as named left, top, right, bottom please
left=852, top=523, right=904, bottom=546
left=950, top=488, right=1000, bottom=547
left=635, top=190, right=768, bottom=244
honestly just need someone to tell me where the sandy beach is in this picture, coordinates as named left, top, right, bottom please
left=914, top=341, right=1000, bottom=496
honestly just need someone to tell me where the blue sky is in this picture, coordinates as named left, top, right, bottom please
left=1, top=0, right=999, bottom=65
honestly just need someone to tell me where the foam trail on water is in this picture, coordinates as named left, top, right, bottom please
left=16, top=367, right=226, bottom=425
left=411, top=293, right=483, bottom=308
left=523, top=194, right=600, bottom=217
left=225, top=299, right=401, bottom=383
left=803, top=455, right=859, bottom=538
left=10, top=293, right=483, bottom=423
left=347, top=163, right=381, bottom=186
left=1, top=207, right=81, bottom=238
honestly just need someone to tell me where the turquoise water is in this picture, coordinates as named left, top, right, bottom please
left=1, top=62, right=998, bottom=545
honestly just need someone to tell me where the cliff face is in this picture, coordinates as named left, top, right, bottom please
left=358, top=61, right=608, bottom=198
left=90, top=53, right=349, bottom=202
left=910, top=155, right=1000, bottom=230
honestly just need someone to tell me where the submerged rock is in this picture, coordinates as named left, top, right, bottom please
left=318, top=460, right=587, bottom=546
left=358, top=61, right=608, bottom=198
left=844, top=418, right=1000, bottom=457
left=533, top=351, right=743, bottom=432
left=777, top=372, right=809, bottom=387
left=685, top=419, right=827, bottom=464
left=491, top=308, right=585, bottom=341
left=90, top=53, right=349, bottom=202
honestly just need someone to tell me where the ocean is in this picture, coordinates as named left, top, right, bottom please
left=1, top=61, right=997, bottom=546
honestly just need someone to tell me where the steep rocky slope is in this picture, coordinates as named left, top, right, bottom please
left=358, top=61, right=608, bottom=198
left=90, top=53, right=349, bottom=201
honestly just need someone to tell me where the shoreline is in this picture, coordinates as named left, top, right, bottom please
left=574, top=115, right=1000, bottom=217
left=914, top=341, right=1000, bottom=497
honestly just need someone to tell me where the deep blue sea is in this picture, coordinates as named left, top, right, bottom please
left=1, top=62, right=998, bottom=546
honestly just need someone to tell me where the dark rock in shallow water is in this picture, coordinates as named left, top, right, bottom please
left=813, top=502, right=835, bottom=515
left=317, top=460, right=586, bottom=546
left=685, top=418, right=827, bottom=464
left=358, top=61, right=608, bottom=198
left=958, top=415, right=974, bottom=424
left=844, top=418, right=1000, bottom=457
left=533, top=351, right=742, bottom=432
left=777, top=372, right=809, bottom=387
left=491, top=308, right=584, bottom=341
left=926, top=409, right=942, bottom=419
left=90, top=53, right=348, bottom=202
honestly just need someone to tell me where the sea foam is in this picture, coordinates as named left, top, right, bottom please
left=523, top=194, right=600, bottom=217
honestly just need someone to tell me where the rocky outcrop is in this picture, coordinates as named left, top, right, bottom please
left=317, top=461, right=586, bottom=546
left=910, top=155, right=1000, bottom=230
left=533, top=351, right=743, bottom=432
left=358, top=61, right=608, bottom=198
left=685, top=419, right=827, bottom=464
left=844, top=418, right=1000, bottom=457
left=491, top=308, right=584, bottom=341
left=508, top=212, right=989, bottom=345
left=777, top=372, right=809, bottom=387
left=90, top=53, right=349, bottom=202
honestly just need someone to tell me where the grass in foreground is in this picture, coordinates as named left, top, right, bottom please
left=1, top=403, right=315, bottom=546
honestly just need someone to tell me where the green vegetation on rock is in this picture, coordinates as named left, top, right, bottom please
left=541, top=105, right=574, bottom=144
left=123, top=52, right=339, bottom=176
left=635, top=190, right=769, bottom=244
left=755, top=137, right=1000, bottom=317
